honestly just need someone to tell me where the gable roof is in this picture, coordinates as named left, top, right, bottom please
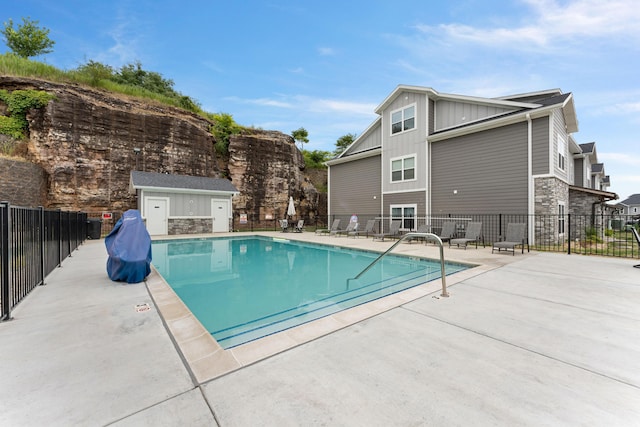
left=620, top=194, right=640, bottom=205
left=130, top=171, right=238, bottom=194
left=591, top=163, right=604, bottom=174
left=579, top=142, right=595, bottom=154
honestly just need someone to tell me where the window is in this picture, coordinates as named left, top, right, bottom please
left=558, top=203, right=565, bottom=235
left=557, top=136, right=566, bottom=171
left=391, top=104, right=416, bottom=134
left=391, top=205, right=416, bottom=230
left=391, top=156, right=415, bottom=182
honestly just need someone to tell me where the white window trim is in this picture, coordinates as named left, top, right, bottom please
left=390, top=103, right=417, bottom=136
left=558, top=201, right=566, bottom=236
left=390, top=203, right=417, bottom=231
left=390, top=154, right=417, bottom=183
left=557, top=135, right=566, bottom=172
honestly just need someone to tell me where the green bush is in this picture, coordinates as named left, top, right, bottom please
left=0, top=89, right=55, bottom=138
left=0, top=115, right=25, bottom=139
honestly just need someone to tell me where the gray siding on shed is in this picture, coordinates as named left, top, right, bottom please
left=141, top=190, right=217, bottom=216
left=431, top=122, right=528, bottom=214
left=531, top=116, right=550, bottom=175
left=329, top=155, right=381, bottom=215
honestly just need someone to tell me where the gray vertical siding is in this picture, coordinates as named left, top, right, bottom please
left=344, top=120, right=381, bottom=155
left=434, top=100, right=515, bottom=131
left=382, top=91, right=427, bottom=193
left=552, top=110, right=570, bottom=180
left=431, top=121, right=528, bottom=214
left=329, top=155, right=381, bottom=215
left=531, top=116, right=550, bottom=175
left=428, top=99, right=435, bottom=135
left=574, top=158, right=584, bottom=187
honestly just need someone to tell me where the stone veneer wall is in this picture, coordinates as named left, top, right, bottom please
left=0, top=157, right=48, bottom=207
left=534, top=177, right=569, bottom=244
left=168, top=218, right=213, bottom=235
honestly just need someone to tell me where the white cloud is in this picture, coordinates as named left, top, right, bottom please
left=318, top=47, right=335, bottom=56
left=225, top=94, right=376, bottom=116
left=599, top=152, right=640, bottom=167
left=412, top=0, right=640, bottom=52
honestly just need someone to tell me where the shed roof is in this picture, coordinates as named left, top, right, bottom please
left=130, top=171, right=238, bottom=194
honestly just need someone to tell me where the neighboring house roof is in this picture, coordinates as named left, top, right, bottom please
left=620, top=194, right=640, bottom=205
left=129, top=171, right=238, bottom=194
left=579, top=142, right=595, bottom=154
left=591, top=163, right=604, bottom=173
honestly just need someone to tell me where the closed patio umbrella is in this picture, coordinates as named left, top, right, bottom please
left=287, top=196, right=296, bottom=218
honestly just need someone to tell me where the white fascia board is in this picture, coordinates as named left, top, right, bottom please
left=326, top=147, right=381, bottom=166
left=562, top=94, right=579, bottom=133
left=375, top=85, right=436, bottom=114
left=133, top=185, right=238, bottom=197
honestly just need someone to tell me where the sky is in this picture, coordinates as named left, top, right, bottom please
left=2, top=0, right=639, bottom=201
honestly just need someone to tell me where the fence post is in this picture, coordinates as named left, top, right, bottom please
left=39, top=206, right=46, bottom=286
left=57, top=209, right=63, bottom=267
left=1, top=201, right=12, bottom=321
left=567, top=213, right=572, bottom=255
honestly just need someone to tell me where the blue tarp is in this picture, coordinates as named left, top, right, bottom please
left=105, top=209, right=152, bottom=283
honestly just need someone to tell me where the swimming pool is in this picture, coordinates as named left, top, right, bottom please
left=152, top=236, right=470, bottom=348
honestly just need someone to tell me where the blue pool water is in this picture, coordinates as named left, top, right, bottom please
left=151, top=236, right=470, bottom=348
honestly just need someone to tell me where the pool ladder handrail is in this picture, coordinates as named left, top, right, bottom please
left=347, top=232, right=449, bottom=297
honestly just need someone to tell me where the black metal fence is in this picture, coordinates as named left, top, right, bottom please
left=248, top=212, right=640, bottom=259
left=1, top=202, right=87, bottom=320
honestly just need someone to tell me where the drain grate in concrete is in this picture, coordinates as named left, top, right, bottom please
left=135, top=303, right=151, bottom=313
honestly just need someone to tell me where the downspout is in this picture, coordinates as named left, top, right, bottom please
left=526, top=113, right=534, bottom=245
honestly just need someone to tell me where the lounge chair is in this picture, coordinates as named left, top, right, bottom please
left=631, top=227, right=640, bottom=268
left=316, top=219, right=341, bottom=235
left=349, top=219, right=376, bottom=238
left=332, top=221, right=357, bottom=237
left=279, top=219, right=289, bottom=232
left=434, top=221, right=456, bottom=244
left=293, top=219, right=304, bottom=233
left=492, top=223, right=527, bottom=255
left=374, top=220, right=401, bottom=241
left=407, top=224, right=431, bottom=244
left=450, top=222, right=482, bottom=249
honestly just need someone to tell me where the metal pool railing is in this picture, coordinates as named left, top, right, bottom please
left=1, top=202, right=87, bottom=321
left=347, top=232, right=449, bottom=297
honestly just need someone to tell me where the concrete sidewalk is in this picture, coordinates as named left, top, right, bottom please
left=1, top=238, right=639, bottom=426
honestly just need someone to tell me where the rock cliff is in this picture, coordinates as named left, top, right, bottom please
left=0, top=76, right=325, bottom=222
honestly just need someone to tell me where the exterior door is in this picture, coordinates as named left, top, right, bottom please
left=212, top=199, right=229, bottom=232
left=145, top=197, right=168, bottom=235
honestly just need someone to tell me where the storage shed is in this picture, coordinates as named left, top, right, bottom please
left=129, top=171, right=238, bottom=235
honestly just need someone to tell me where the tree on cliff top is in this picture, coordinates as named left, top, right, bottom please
left=1, top=17, right=55, bottom=58
left=291, top=127, right=309, bottom=151
left=334, top=133, right=356, bottom=157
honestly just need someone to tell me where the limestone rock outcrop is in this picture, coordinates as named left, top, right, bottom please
left=0, top=76, right=325, bottom=221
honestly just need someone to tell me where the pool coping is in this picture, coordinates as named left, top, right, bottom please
left=146, top=232, right=498, bottom=384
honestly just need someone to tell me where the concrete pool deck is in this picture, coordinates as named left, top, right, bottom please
left=1, top=233, right=639, bottom=425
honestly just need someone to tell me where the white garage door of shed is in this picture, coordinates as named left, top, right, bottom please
left=212, top=199, right=229, bottom=232
left=145, top=197, right=168, bottom=235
